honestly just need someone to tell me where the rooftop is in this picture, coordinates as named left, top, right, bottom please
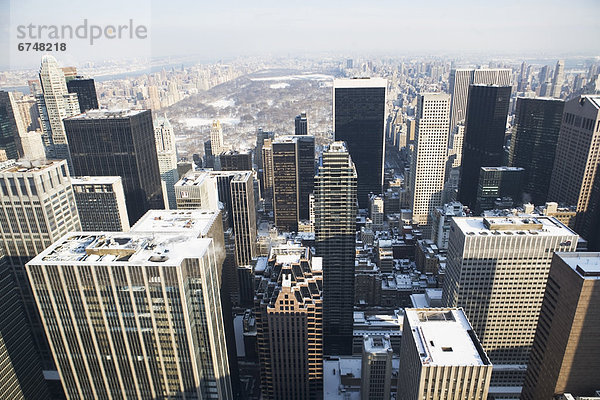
left=405, top=308, right=491, bottom=366
left=27, top=232, right=213, bottom=267
left=66, top=109, right=147, bottom=120
left=0, top=159, right=64, bottom=174
left=453, top=216, right=577, bottom=237
left=334, top=77, right=387, bottom=88
left=480, top=166, right=525, bottom=172
left=71, top=176, right=122, bottom=185
left=131, top=210, right=220, bottom=236
left=556, top=252, right=600, bottom=279
left=363, top=335, right=393, bottom=354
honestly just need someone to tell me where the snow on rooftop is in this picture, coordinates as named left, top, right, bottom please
left=555, top=252, right=600, bottom=279
left=71, top=176, right=122, bottom=185
left=334, top=77, right=387, bottom=88
left=131, top=210, right=219, bottom=236
left=453, top=216, right=577, bottom=237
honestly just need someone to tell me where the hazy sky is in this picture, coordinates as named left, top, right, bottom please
left=2, top=0, right=599, bottom=69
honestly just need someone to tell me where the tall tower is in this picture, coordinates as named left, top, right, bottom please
left=38, top=55, right=80, bottom=166
left=254, top=245, right=323, bottom=400
left=315, top=141, right=357, bottom=355
left=0, top=91, right=24, bottom=159
left=458, top=85, right=511, bottom=209
left=522, top=252, right=600, bottom=399
left=211, top=119, right=225, bottom=155
left=64, top=109, right=165, bottom=226
left=66, top=77, right=99, bottom=112
left=154, top=116, right=179, bottom=209
left=409, top=93, right=451, bottom=235
left=26, top=232, right=233, bottom=399
left=509, top=97, right=564, bottom=205
left=295, top=112, right=308, bottom=135
left=397, top=308, right=492, bottom=400
left=361, top=335, right=393, bottom=400
left=548, top=95, right=600, bottom=241
left=442, top=216, right=578, bottom=390
left=550, top=60, right=565, bottom=98
left=71, top=176, right=130, bottom=232
left=230, top=171, right=257, bottom=266
left=272, top=135, right=314, bottom=231
left=333, top=78, right=386, bottom=207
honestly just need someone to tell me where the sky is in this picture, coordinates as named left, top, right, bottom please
left=1, top=0, right=599, bottom=69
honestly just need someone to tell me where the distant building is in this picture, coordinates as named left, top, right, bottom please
left=0, top=91, right=24, bottom=159
left=153, top=116, right=179, bottom=209
left=475, top=166, right=524, bottom=211
left=397, top=308, right=492, bottom=400
left=66, top=76, right=99, bottom=112
left=71, top=176, right=130, bottom=231
left=431, top=202, right=465, bottom=250
left=550, top=60, right=565, bottom=98
left=211, top=119, right=225, bottom=155
left=333, top=78, right=387, bottom=207
left=217, top=149, right=252, bottom=171
left=295, top=112, right=308, bottom=135
left=361, top=335, right=393, bottom=400
left=522, top=252, right=600, bottom=399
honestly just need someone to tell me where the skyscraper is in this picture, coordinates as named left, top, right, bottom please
left=64, top=109, right=165, bottom=226
left=66, top=77, right=99, bottom=112
left=509, top=97, right=565, bottom=205
left=295, top=112, right=308, bottom=135
left=254, top=245, right=323, bottom=400
left=442, top=216, right=578, bottom=390
left=550, top=60, right=565, bottom=98
left=71, top=176, right=130, bottom=231
left=217, top=149, right=252, bottom=171
left=154, top=115, right=179, bottom=209
left=409, top=93, right=451, bottom=235
left=211, top=119, right=225, bottom=155
left=360, top=335, right=393, bottom=400
left=521, top=252, right=600, bottom=400
left=0, top=91, right=23, bottom=160
left=458, top=85, right=511, bottom=209
left=230, top=171, right=257, bottom=266
left=272, top=135, right=314, bottom=231
left=261, top=138, right=274, bottom=202
left=448, top=68, right=512, bottom=135
left=38, top=55, right=80, bottom=166
left=0, top=158, right=81, bottom=390
left=333, top=77, right=386, bottom=207
left=315, top=141, right=357, bottom=355
left=26, top=232, right=233, bottom=399
left=397, top=308, right=492, bottom=400
left=548, top=95, right=600, bottom=241
left=475, top=166, right=524, bottom=211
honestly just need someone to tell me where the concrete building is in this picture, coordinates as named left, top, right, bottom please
left=442, top=216, right=578, bottom=392
left=410, top=93, right=451, bottom=235
left=551, top=60, right=565, bottom=98
left=210, top=119, right=225, bottom=155
left=154, top=116, right=179, bottom=209
left=360, top=335, right=393, bottom=400
left=71, top=176, right=129, bottom=232
left=26, top=232, right=233, bottom=399
left=230, top=171, right=257, bottom=265
left=522, top=252, right=600, bottom=399
left=397, top=308, right=492, bottom=400
left=431, top=202, right=465, bottom=250
left=174, top=171, right=219, bottom=211
left=254, top=245, right=323, bottom=400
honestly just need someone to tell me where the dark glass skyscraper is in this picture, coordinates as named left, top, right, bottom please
left=0, top=91, right=23, bottom=160
left=64, top=109, right=165, bottom=226
left=333, top=78, right=386, bottom=207
left=458, top=84, right=511, bottom=209
left=66, top=77, right=99, bottom=112
left=509, top=97, right=564, bottom=205
left=315, top=141, right=357, bottom=355
left=295, top=112, right=308, bottom=135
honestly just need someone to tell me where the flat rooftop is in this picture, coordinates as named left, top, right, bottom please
left=405, top=308, right=491, bottom=366
left=556, top=252, right=600, bottom=279
left=363, top=335, right=393, bottom=354
left=71, top=176, right=122, bottom=185
left=480, top=166, right=524, bottom=172
left=27, top=232, right=212, bottom=267
left=131, top=210, right=220, bottom=236
left=453, top=216, right=577, bottom=237
left=0, top=159, right=64, bottom=173
left=333, top=77, right=387, bottom=88
left=65, top=109, right=147, bottom=120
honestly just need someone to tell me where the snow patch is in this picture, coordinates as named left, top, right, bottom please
left=179, top=117, right=240, bottom=128
left=270, top=82, right=290, bottom=89
left=209, top=99, right=235, bottom=108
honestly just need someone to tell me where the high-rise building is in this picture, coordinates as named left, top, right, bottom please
left=397, top=308, right=493, bottom=400
left=175, top=171, right=220, bottom=210
left=448, top=68, right=512, bottom=135
left=230, top=171, right=257, bottom=265
left=217, top=149, right=252, bottom=171
left=509, top=97, right=565, bottom=205
left=204, top=139, right=214, bottom=168
left=333, top=78, right=386, bottom=207
left=71, top=176, right=130, bottom=232
left=0, top=91, right=24, bottom=160
left=153, top=116, right=179, bottom=209
left=0, top=248, right=50, bottom=399
left=548, top=95, right=600, bottom=242
left=255, top=128, right=275, bottom=193
left=450, top=122, right=465, bottom=168
left=295, top=112, right=308, bottom=135
left=361, top=335, right=393, bottom=400
left=38, top=55, right=80, bottom=166
left=409, top=93, right=451, bottom=235
left=261, top=138, right=274, bottom=195
left=19, top=131, right=46, bottom=160
left=475, top=166, right=524, bottom=211
left=521, top=252, right=600, bottom=400
left=272, top=135, right=314, bottom=231
left=458, top=85, right=512, bottom=209
left=0, top=158, right=81, bottom=390
left=26, top=231, right=233, bottom=399
left=442, top=216, right=578, bottom=390
left=551, top=60, right=565, bottom=98
left=431, top=202, right=465, bottom=250
left=315, top=141, right=357, bottom=355
left=211, top=119, right=225, bottom=155
left=254, top=245, right=323, bottom=400
left=66, top=77, right=99, bottom=112
left=64, top=109, right=165, bottom=226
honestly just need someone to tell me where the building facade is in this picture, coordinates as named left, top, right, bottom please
left=154, top=116, right=179, bottom=209
left=71, top=176, right=130, bottom=232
